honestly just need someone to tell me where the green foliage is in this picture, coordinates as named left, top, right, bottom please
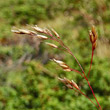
left=0, top=0, right=68, bottom=25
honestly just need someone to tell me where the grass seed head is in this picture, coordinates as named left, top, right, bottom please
left=58, top=77, right=67, bottom=84
left=36, top=35, right=48, bottom=40
left=66, top=84, right=73, bottom=89
left=51, top=28, right=60, bottom=38
left=44, top=28, right=52, bottom=35
left=45, top=42, right=58, bottom=48
left=32, top=25, right=44, bottom=33
left=11, top=30, right=21, bottom=34
left=92, top=41, right=97, bottom=50
left=89, top=26, right=98, bottom=50
left=12, top=29, right=36, bottom=35
left=71, top=80, right=79, bottom=90
left=58, top=77, right=79, bottom=90
left=53, top=59, right=71, bottom=72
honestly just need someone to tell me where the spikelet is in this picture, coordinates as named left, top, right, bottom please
left=32, top=25, right=44, bottom=33
left=45, top=42, right=58, bottom=48
left=66, top=84, right=73, bottom=89
left=71, top=80, right=79, bottom=90
left=89, top=30, right=94, bottom=43
left=92, top=41, right=97, bottom=50
left=11, top=30, right=20, bottom=34
left=44, top=28, right=52, bottom=35
left=36, top=35, right=48, bottom=40
left=58, top=77, right=67, bottom=84
left=58, top=77, right=79, bottom=90
left=12, top=29, right=36, bottom=35
left=63, top=77, right=72, bottom=84
left=58, top=77, right=73, bottom=89
left=53, top=59, right=72, bottom=72
left=51, top=28, right=60, bottom=38
left=89, top=26, right=98, bottom=50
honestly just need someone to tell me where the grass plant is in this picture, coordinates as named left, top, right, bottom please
left=12, top=25, right=102, bottom=110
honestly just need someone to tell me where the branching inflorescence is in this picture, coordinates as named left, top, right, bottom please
left=12, top=25, right=102, bottom=110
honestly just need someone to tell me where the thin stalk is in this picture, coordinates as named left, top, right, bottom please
left=71, top=68, right=84, bottom=78
left=79, top=90, right=99, bottom=109
left=85, top=78, right=102, bottom=110
left=67, top=50, right=85, bottom=74
left=71, top=87, right=99, bottom=109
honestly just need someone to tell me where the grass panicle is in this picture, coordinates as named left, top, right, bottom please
left=12, top=25, right=102, bottom=110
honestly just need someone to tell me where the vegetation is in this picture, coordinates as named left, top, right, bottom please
left=0, top=0, right=110, bottom=110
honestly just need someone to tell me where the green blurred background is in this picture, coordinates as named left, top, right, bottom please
left=0, top=0, right=110, bottom=110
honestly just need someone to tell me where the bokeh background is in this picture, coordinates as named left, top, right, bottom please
left=0, top=0, right=110, bottom=110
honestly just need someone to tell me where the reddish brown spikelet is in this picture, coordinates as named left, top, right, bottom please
left=53, top=59, right=72, bottom=72
left=66, top=84, right=73, bottom=89
left=45, top=42, right=58, bottom=48
left=51, top=28, right=60, bottom=38
left=58, top=77, right=73, bottom=89
left=44, top=28, right=52, bottom=35
left=58, top=77, right=67, bottom=84
left=58, top=77, right=79, bottom=90
left=71, top=80, right=79, bottom=90
left=63, top=77, right=72, bottom=84
left=89, top=30, right=94, bottom=43
left=92, top=41, right=97, bottom=50
left=91, top=26, right=98, bottom=42
left=89, top=26, right=98, bottom=50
